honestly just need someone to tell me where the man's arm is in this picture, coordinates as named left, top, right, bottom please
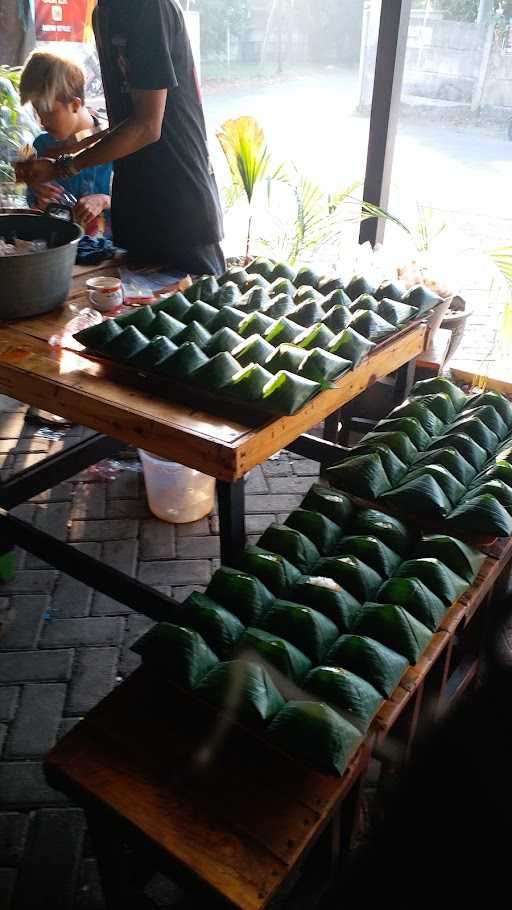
left=15, top=89, right=167, bottom=185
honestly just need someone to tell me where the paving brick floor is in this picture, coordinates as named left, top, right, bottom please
left=0, top=394, right=320, bottom=910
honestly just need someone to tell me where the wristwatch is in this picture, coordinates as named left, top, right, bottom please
left=55, top=154, right=80, bottom=180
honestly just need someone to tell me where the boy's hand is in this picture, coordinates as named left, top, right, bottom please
left=34, top=184, right=64, bottom=209
left=15, top=158, right=57, bottom=186
left=74, top=194, right=110, bottom=223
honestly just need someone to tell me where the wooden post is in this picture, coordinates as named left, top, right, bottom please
left=471, top=19, right=495, bottom=113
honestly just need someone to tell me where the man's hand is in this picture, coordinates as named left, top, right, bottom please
left=15, top=158, right=57, bottom=186
left=33, top=183, right=63, bottom=209
left=74, top=194, right=110, bottom=224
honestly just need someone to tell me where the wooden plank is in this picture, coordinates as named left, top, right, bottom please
left=450, top=367, right=512, bottom=396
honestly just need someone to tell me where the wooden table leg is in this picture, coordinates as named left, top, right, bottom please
left=393, top=358, right=417, bottom=404
left=217, top=478, right=246, bottom=567
left=323, top=410, right=340, bottom=444
left=85, top=809, right=154, bottom=910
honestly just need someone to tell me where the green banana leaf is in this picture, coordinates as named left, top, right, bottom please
left=183, top=300, right=218, bottom=328
left=458, top=405, right=508, bottom=440
left=345, top=275, right=377, bottom=301
left=415, top=534, right=485, bottom=582
left=346, top=444, right=407, bottom=486
left=380, top=474, right=452, bottom=518
left=349, top=310, right=395, bottom=342
left=237, top=286, right=271, bottom=313
left=301, top=483, right=354, bottom=528
left=206, top=566, right=273, bottom=625
left=465, top=479, right=512, bottom=510
left=184, top=274, right=219, bottom=303
left=129, top=336, right=177, bottom=370
left=246, top=256, right=274, bottom=280
left=373, top=417, right=430, bottom=450
left=114, top=304, right=155, bottom=334
left=317, top=276, right=345, bottom=296
left=262, top=600, right=338, bottom=662
left=376, top=298, right=416, bottom=326
left=131, top=621, right=218, bottom=687
left=336, top=536, right=402, bottom=578
left=427, top=433, right=487, bottom=470
left=209, top=305, right=246, bottom=333
left=210, top=281, right=241, bottom=308
left=264, top=316, right=301, bottom=346
left=322, top=288, right=352, bottom=311
left=304, top=666, right=383, bottom=732
left=238, top=311, right=275, bottom=338
left=387, top=399, right=446, bottom=436
left=352, top=507, right=412, bottom=557
left=264, top=293, right=296, bottom=319
left=105, top=326, right=149, bottom=362
left=236, top=627, right=311, bottom=683
left=327, top=327, right=375, bottom=366
left=258, top=523, right=320, bottom=574
left=174, top=320, right=211, bottom=349
left=396, top=558, right=468, bottom=605
left=354, top=603, right=432, bottom=664
left=411, top=376, right=467, bottom=410
left=377, top=577, right=446, bottom=631
left=156, top=341, right=208, bottom=378
left=325, top=634, right=408, bottom=697
left=264, top=344, right=306, bottom=374
left=293, top=322, right=336, bottom=351
left=293, top=576, right=361, bottom=632
left=218, top=266, right=249, bottom=288
left=401, top=284, right=442, bottom=314
left=349, top=293, right=379, bottom=313
left=445, top=417, right=499, bottom=455
left=204, top=327, right=244, bottom=357
left=261, top=370, right=321, bottom=415
left=243, top=274, right=271, bottom=294
left=468, top=390, right=512, bottom=425
left=223, top=363, right=273, bottom=401
left=404, top=465, right=466, bottom=507
left=270, top=262, right=296, bottom=283
left=446, top=494, right=512, bottom=537
left=267, top=700, right=362, bottom=776
left=196, top=659, right=284, bottom=723
left=289, top=300, right=326, bottom=327
left=414, top=392, right=456, bottom=423
left=475, top=461, right=512, bottom=488
left=322, top=304, right=352, bottom=334
left=295, top=265, right=320, bottom=288
left=74, top=318, right=122, bottom=353
left=238, top=546, right=302, bottom=597
left=147, top=311, right=186, bottom=341
left=152, top=291, right=191, bottom=320
left=294, top=286, right=324, bottom=305
left=496, top=444, right=512, bottom=463
left=360, top=431, right=418, bottom=464
left=314, top=555, right=382, bottom=603
left=285, top=508, right=342, bottom=556
left=232, top=333, right=275, bottom=368
left=412, top=447, right=476, bottom=484
left=190, top=351, right=241, bottom=389
left=374, top=281, right=404, bottom=302
left=326, top=452, right=391, bottom=499
left=180, top=592, right=245, bottom=659
left=269, top=277, right=296, bottom=298
left=298, top=347, right=351, bottom=383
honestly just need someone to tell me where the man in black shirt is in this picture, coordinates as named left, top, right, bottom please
left=16, top=0, right=225, bottom=276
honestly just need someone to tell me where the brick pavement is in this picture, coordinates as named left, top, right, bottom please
left=0, top=394, right=320, bottom=910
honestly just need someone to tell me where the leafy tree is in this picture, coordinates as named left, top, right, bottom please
left=193, top=0, right=249, bottom=58
left=414, top=0, right=502, bottom=20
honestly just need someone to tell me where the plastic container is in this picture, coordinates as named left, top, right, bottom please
left=138, top=450, right=216, bottom=524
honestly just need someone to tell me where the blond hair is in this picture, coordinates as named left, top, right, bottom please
left=20, top=51, right=85, bottom=112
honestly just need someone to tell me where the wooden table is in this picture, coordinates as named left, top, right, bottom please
left=0, top=269, right=426, bottom=616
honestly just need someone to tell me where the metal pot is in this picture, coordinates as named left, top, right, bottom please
left=0, top=204, right=83, bottom=320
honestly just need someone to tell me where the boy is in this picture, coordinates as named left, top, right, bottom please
left=19, top=51, right=111, bottom=235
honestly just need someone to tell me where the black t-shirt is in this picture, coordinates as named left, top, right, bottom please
left=93, top=0, right=223, bottom=253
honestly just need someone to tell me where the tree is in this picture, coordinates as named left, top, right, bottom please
left=414, top=0, right=501, bottom=20
left=193, top=0, right=249, bottom=59
left=0, top=0, right=35, bottom=66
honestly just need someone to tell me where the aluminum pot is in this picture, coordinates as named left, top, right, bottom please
left=0, top=204, right=83, bottom=320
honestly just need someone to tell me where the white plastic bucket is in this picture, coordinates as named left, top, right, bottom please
left=138, top=450, right=216, bottom=524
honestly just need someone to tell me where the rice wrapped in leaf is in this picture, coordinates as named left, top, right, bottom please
left=352, top=507, right=412, bottom=556
left=267, top=700, right=362, bottom=776
left=414, top=392, right=456, bottom=423
left=401, top=284, right=442, bottom=314
left=322, top=304, right=352, bottom=334
left=145, top=311, right=185, bottom=342
left=294, top=265, right=320, bottom=288
left=238, top=546, right=301, bottom=597
left=258, top=523, right=320, bottom=574
left=218, top=266, right=248, bottom=288
left=345, top=275, right=377, bottom=301
left=211, top=281, right=241, bottom=308
left=304, top=666, right=383, bottom=732
left=130, top=336, right=177, bottom=370
left=288, top=300, right=326, bottom=328
left=354, top=603, right=432, bottom=664
left=156, top=341, right=208, bottom=377
left=475, top=460, right=512, bottom=488
left=183, top=300, right=218, bottom=328
left=246, top=257, right=274, bottom=280
left=152, top=291, right=191, bottom=321
left=209, top=305, right=245, bottom=333
left=336, top=535, right=402, bottom=578
left=206, top=566, right=273, bottom=625
left=396, top=558, right=468, bottom=605
left=293, top=576, right=361, bottom=632
left=373, top=417, right=430, bottom=450
left=404, top=465, right=466, bottom=507
left=131, top=621, right=217, bottom=687
left=457, top=405, right=508, bottom=440
left=468, top=390, right=512, bottom=425
left=262, top=601, right=338, bottom=662
left=190, top=351, right=240, bottom=389
left=446, top=494, right=512, bottom=537
left=204, top=327, right=244, bottom=357
left=315, top=555, right=382, bottom=603
left=184, top=274, right=219, bottom=303
left=360, top=431, right=418, bottom=465
left=196, top=659, right=284, bottom=723
left=294, top=286, right=324, bottom=306
left=465, top=479, right=512, bottom=510
left=326, top=452, right=391, bottom=499
left=327, top=327, right=375, bottom=367
left=412, top=447, right=476, bottom=484
left=301, top=483, right=354, bottom=527
left=264, top=316, right=301, bottom=346
left=270, top=262, right=296, bottom=283
left=349, top=293, right=379, bottom=313
left=317, top=275, right=345, bottom=296
left=444, top=416, right=499, bottom=455
left=223, top=363, right=273, bottom=401
left=377, top=577, right=446, bottom=631
left=427, top=433, right=487, bottom=470
left=346, top=444, right=407, bottom=486
left=269, top=277, right=296, bottom=298
left=264, top=293, right=296, bottom=319
left=322, top=288, right=352, bottom=311
left=415, top=534, right=485, bottom=582
left=181, top=592, right=244, bottom=659
left=243, top=273, right=270, bottom=294
left=265, top=344, right=306, bottom=375
left=237, top=286, right=270, bottom=313
left=325, top=634, right=408, bottom=697
left=232, top=333, right=275, bottom=368
left=298, top=348, right=351, bottom=383
left=285, top=508, right=342, bottom=556
left=105, top=326, right=149, bottom=362
left=495, top=444, right=512, bottom=463
left=387, top=399, right=446, bottom=436
left=376, top=298, right=416, bottom=326
left=411, top=376, right=467, bottom=410
left=261, top=370, right=320, bottom=415
left=238, top=311, right=275, bottom=338
left=74, top=318, right=122, bottom=353
left=374, top=280, right=405, bottom=302
left=293, top=323, right=336, bottom=352
left=174, top=320, right=211, bottom=349
left=114, top=305, right=155, bottom=334
left=350, top=310, right=395, bottom=342
left=380, top=475, right=452, bottom=518
left=236, top=627, right=311, bottom=683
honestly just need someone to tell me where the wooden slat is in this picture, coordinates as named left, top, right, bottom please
left=450, top=368, right=512, bottom=395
